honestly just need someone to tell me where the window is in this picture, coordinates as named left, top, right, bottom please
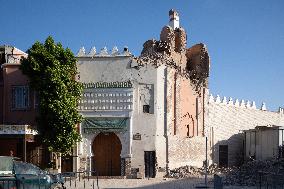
left=143, top=105, right=150, bottom=113
left=219, top=145, right=228, bottom=167
left=187, top=125, right=189, bottom=137
left=12, top=86, right=29, bottom=109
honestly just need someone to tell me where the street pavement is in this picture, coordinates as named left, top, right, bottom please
left=63, top=177, right=256, bottom=189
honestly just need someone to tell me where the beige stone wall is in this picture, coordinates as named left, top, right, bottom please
left=206, top=95, right=284, bottom=166
left=168, top=136, right=206, bottom=168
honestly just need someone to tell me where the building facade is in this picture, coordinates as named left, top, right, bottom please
left=1, top=9, right=283, bottom=178
left=0, top=45, right=49, bottom=168
left=75, top=10, right=284, bottom=177
left=75, top=10, right=210, bottom=178
left=206, top=97, right=284, bottom=167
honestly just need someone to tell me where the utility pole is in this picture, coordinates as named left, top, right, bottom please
left=205, top=136, right=208, bottom=187
left=196, top=136, right=209, bottom=188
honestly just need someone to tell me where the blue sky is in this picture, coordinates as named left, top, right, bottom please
left=1, top=0, right=283, bottom=111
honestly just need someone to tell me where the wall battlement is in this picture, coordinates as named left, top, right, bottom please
left=208, top=94, right=281, bottom=112
left=77, top=46, right=131, bottom=57
left=207, top=94, right=284, bottom=166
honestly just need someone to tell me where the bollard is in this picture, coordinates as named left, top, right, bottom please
left=69, top=176, right=71, bottom=187
left=214, top=174, right=223, bottom=189
left=83, top=179, right=86, bottom=189
left=93, top=179, right=95, bottom=189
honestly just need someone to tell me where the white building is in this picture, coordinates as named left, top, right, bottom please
left=74, top=9, right=210, bottom=178
left=76, top=48, right=168, bottom=178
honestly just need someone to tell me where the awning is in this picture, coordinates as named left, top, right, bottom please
left=82, top=117, right=128, bottom=133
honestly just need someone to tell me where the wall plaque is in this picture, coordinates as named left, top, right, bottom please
left=133, top=133, right=141, bottom=140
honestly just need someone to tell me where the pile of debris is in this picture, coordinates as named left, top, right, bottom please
left=168, top=159, right=284, bottom=186
left=168, top=164, right=232, bottom=179
left=223, top=159, right=284, bottom=186
left=168, top=165, right=203, bottom=178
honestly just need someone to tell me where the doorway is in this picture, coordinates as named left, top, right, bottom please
left=92, top=132, right=122, bottom=176
left=61, top=155, right=73, bottom=172
left=144, top=151, right=156, bottom=178
left=219, top=145, right=228, bottom=167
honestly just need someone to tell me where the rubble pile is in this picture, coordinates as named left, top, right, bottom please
left=223, top=159, right=284, bottom=186
left=168, top=164, right=232, bottom=179
left=168, top=165, right=202, bottom=178
left=168, top=159, right=284, bottom=186
left=137, top=39, right=179, bottom=69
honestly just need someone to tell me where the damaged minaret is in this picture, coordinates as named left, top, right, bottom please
left=139, top=9, right=210, bottom=91
left=169, top=9, right=180, bottom=29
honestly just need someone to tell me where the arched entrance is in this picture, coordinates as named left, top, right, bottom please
left=92, top=132, right=122, bottom=176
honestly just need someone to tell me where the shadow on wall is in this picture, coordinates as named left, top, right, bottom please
left=212, top=133, right=245, bottom=167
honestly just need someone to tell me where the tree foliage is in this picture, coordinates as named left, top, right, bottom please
left=21, top=36, right=82, bottom=154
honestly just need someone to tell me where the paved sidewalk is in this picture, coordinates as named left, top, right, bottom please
left=63, top=177, right=207, bottom=189
left=63, top=177, right=256, bottom=189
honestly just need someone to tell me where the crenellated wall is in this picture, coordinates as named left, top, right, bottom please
left=77, top=46, right=131, bottom=57
left=206, top=94, right=284, bottom=166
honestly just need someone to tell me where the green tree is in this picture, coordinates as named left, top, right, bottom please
left=21, top=36, right=82, bottom=154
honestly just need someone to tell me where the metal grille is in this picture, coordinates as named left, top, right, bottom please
left=121, top=158, right=125, bottom=176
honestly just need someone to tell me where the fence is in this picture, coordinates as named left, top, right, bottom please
left=0, top=171, right=99, bottom=189
left=61, top=171, right=99, bottom=189
left=0, top=176, right=17, bottom=189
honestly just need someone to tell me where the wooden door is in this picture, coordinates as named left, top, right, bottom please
left=219, top=145, right=228, bottom=167
left=61, top=155, right=73, bottom=172
left=92, top=132, right=121, bottom=176
left=144, top=151, right=156, bottom=178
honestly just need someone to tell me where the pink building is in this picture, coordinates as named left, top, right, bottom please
left=0, top=45, right=49, bottom=168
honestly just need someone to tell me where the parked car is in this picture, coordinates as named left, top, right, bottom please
left=0, top=156, right=65, bottom=189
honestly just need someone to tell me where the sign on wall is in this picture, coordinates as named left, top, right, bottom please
left=133, top=133, right=141, bottom=140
